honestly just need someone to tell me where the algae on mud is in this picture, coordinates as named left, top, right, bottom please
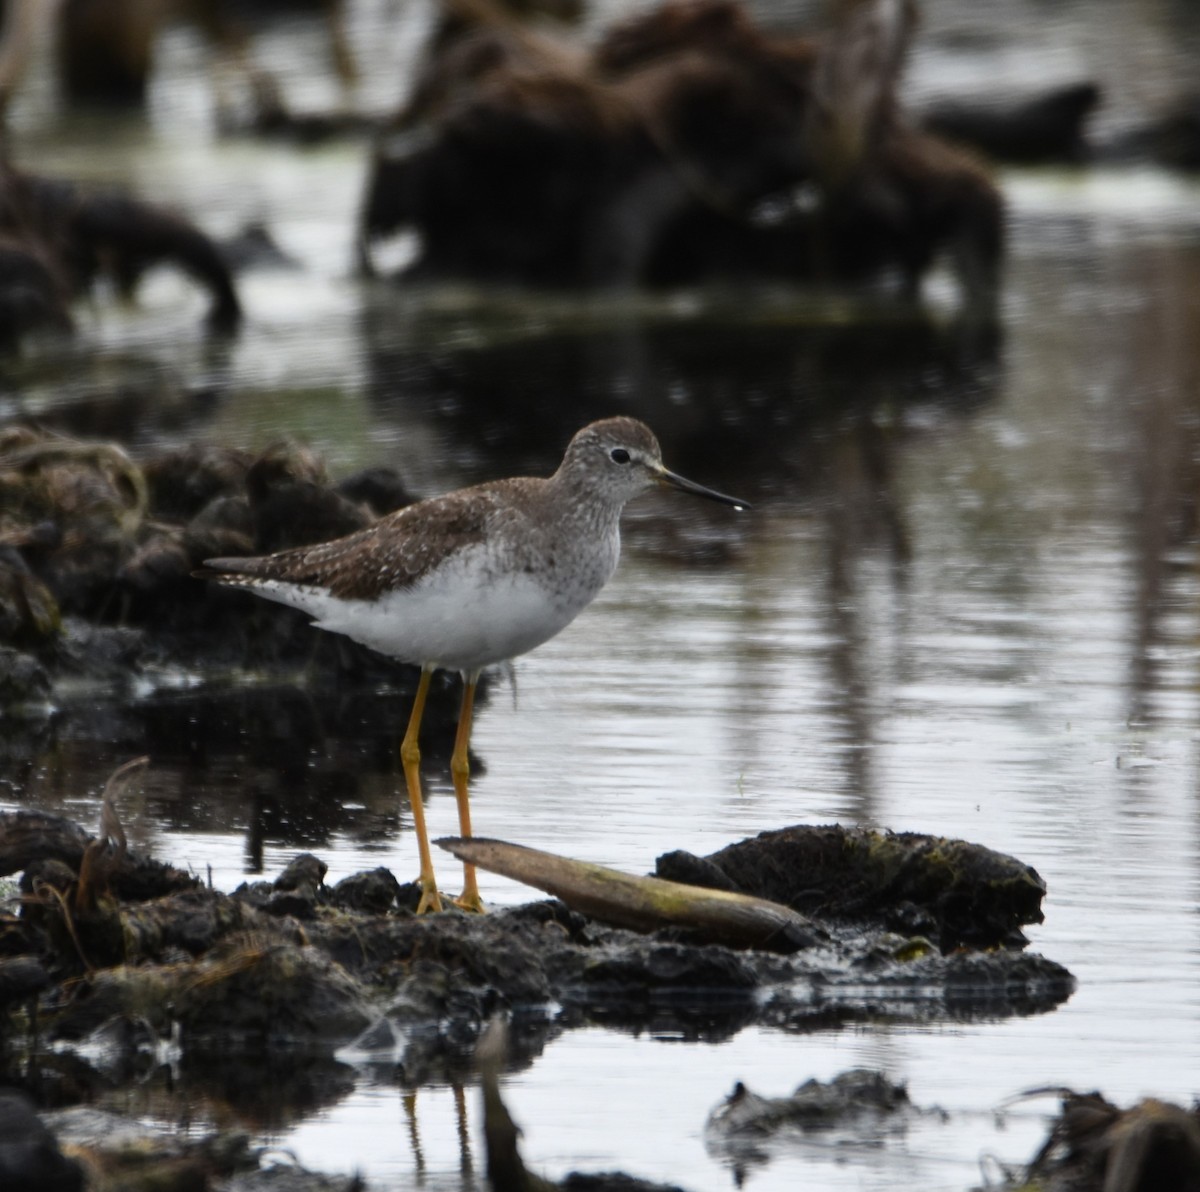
left=0, top=429, right=439, bottom=719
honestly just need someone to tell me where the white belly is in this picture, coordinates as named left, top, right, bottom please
left=341, top=572, right=582, bottom=672
left=245, top=525, right=620, bottom=675
left=257, top=567, right=589, bottom=675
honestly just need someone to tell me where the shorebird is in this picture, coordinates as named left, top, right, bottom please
left=201, top=417, right=748, bottom=913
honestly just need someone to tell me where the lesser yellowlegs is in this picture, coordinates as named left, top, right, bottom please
left=201, top=417, right=748, bottom=913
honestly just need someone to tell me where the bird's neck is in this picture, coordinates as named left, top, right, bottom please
left=545, top=468, right=627, bottom=541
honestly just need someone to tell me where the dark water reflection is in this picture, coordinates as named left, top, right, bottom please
left=360, top=296, right=998, bottom=476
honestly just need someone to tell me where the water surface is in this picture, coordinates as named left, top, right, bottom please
left=3, top=3, right=1200, bottom=1189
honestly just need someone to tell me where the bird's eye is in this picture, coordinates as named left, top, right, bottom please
left=610, top=448, right=631, bottom=464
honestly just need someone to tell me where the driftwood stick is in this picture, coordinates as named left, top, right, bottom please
left=436, top=836, right=819, bottom=951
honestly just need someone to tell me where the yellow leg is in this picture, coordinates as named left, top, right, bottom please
left=401, top=666, right=442, bottom=913
left=450, top=673, right=484, bottom=912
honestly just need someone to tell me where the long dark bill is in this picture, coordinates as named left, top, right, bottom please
left=658, top=467, right=751, bottom=511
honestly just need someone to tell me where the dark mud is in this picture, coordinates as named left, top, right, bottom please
left=0, top=429, right=469, bottom=743
left=703, top=1069, right=925, bottom=1183
left=0, top=806, right=1074, bottom=1189
left=990, top=1089, right=1200, bottom=1192
left=361, top=0, right=1003, bottom=321
left=0, top=163, right=241, bottom=347
left=658, top=823, right=1046, bottom=951
left=0, top=810, right=1071, bottom=1077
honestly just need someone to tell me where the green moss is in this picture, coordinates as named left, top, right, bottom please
left=891, top=937, right=936, bottom=962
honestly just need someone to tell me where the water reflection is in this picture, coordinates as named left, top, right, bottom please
left=9, top=674, right=475, bottom=881
left=360, top=293, right=999, bottom=495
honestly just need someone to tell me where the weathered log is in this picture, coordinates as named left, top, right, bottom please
left=436, top=836, right=822, bottom=952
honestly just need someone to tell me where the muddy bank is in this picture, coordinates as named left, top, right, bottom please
left=0, top=428, right=437, bottom=714
left=0, top=801, right=1073, bottom=1188
left=0, top=810, right=1070, bottom=1083
left=657, top=824, right=1046, bottom=951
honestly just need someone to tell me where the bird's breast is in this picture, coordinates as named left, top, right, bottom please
left=307, top=530, right=620, bottom=673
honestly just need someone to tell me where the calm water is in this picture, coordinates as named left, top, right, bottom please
left=4, top=3, right=1200, bottom=1189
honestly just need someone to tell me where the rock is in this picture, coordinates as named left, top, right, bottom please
left=0, top=1090, right=83, bottom=1192
left=706, top=1068, right=911, bottom=1139
left=0, top=646, right=52, bottom=714
left=173, top=941, right=376, bottom=1048
left=332, top=868, right=402, bottom=913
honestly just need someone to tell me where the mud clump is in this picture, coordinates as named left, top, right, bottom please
left=0, top=430, right=418, bottom=691
left=707, top=1068, right=912, bottom=1139
left=657, top=824, right=1047, bottom=951
left=0, top=809, right=1072, bottom=1062
left=362, top=0, right=1004, bottom=321
left=1008, top=1089, right=1200, bottom=1192
left=0, top=807, right=1077, bottom=1187
left=0, top=161, right=241, bottom=345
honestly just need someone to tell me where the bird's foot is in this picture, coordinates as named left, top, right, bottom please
left=451, top=889, right=486, bottom=914
left=415, top=882, right=444, bottom=914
